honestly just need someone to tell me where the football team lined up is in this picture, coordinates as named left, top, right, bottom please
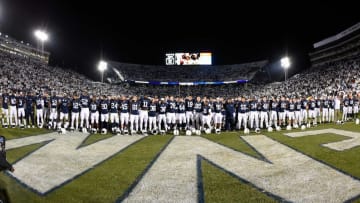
left=0, top=90, right=359, bottom=135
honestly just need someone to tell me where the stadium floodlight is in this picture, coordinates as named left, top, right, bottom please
left=281, top=56, right=291, bottom=82
left=281, top=57, right=291, bottom=69
left=34, top=30, right=49, bottom=42
left=98, top=60, right=107, bottom=83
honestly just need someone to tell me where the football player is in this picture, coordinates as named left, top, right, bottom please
left=249, top=97, right=259, bottom=129
left=193, top=97, right=203, bottom=130
left=269, top=96, right=279, bottom=128
left=166, top=96, right=177, bottom=131
left=100, top=95, right=110, bottom=132
left=109, top=96, right=119, bottom=133
left=308, top=96, right=317, bottom=125
left=237, top=97, right=248, bottom=130
left=322, top=96, right=330, bottom=123
left=49, top=92, right=59, bottom=129
left=177, top=98, right=186, bottom=131
left=158, top=98, right=167, bottom=132
left=185, top=96, right=194, bottom=130
left=129, top=96, right=140, bottom=134
left=80, top=91, right=90, bottom=130
left=70, top=95, right=81, bottom=131
left=139, top=96, right=150, bottom=133
left=35, top=93, right=44, bottom=128
left=201, top=100, right=212, bottom=131
left=9, top=91, right=17, bottom=127
left=148, top=98, right=158, bottom=132
left=213, top=97, right=224, bottom=131
left=17, top=92, right=26, bottom=128
left=89, top=96, right=99, bottom=133
left=278, top=96, right=287, bottom=127
left=1, top=91, right=9, bottom=128
left=25, top=92, right=35, bottom=128
left=58, top=93, right=70, bottom=130
left=260, top=96, right=269, bottom=129
left=120, top=96, right=130, bottom=133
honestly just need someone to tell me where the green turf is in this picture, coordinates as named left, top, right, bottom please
left=201, top=159, right=277, bottom=203
left=202, top=132, right=263, bottom=160
left=0, top=135, right=173, bottom=203
left=0, top=127, right=50, bottom=140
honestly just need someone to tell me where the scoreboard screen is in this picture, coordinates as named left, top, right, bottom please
left=165, top=52, right=212, bottom=65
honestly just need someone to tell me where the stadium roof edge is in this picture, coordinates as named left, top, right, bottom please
left=107, top=60, right=269, bottom=67
left=312, top=22, right=360, bottom=49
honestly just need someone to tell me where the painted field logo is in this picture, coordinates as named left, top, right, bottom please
left=7, top=132, right=144, bottom=194
left=6, top=130, right=360, bottom=202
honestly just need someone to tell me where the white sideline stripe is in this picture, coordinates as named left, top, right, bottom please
left=8, top=133, right=143, bottom=194
left=123, top=136, right=360, bottom=203
left=284, top=128, right=360, bottom=151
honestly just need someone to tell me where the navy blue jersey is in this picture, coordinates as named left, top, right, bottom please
left=349, top=99, right=354, bottom=107
left=43, top=97, right=49, bottom=108
left=323, top=100, right=329, bottom=108
left=9, top=95, right=17, bottom=106
left=194, top=101, right=202, bottom=113
left=295, top=102, right=302, bottom=111
left=270, top=100, right=278, bottom=111
left=140, top=98, right=150, bottom=110
left=237, top=101, right=248, bottom=113
left=261, top=101, right=269, bottom=112
left=177, top=102, right=186, bottom=113
left=72, top=99, right=81, bottom=113
left=279, top=101, right=287, bottom=112
left=148, top=103, right=157, bottom=117
left=25, top=96, right=34, bottom=111
left=309, top=100, right=316, bottom=110
left=185, top=99, right=194, bottom=111
left=301, top=99, right=308, bottom=110
left=202, top=105, right=211, bottom=115
left=35, top=97, right=43, bottom=109
left=2, top=94, right=9, bottom=109
left=315, top=99, right=321, bottom=108
left=158, top=103, right=167, bottom=114
left=60, top=97, right=70, bottom=113
left=120, top=100, right=129, bottom=113
left=90, top=101, right=98, bottom=113
left=343, top=98, right=349, bottom=107
left=167, top=100, right=177, bottom=113
left=329, top=100, right=335, bottom=109
left=213, top=102, right=223, bottom=113
left=50, top=96, right=58, bottom=109
left=110, top=100, right=118, bottom=113
left=354, top=98, right=359, bottom=107
left=17, top=96, right=25, bottom=108
left=250, top=101, right=257, bottom=111
left=100, top=100, right=109, bottom=114
left=130, top=101, right=140, bottom=115
left=80, top=95, right=90, bottom=108
left=288, top=102, right=295, bottom=112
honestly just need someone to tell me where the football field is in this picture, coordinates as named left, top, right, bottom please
left=1, top=123, right=360, bottom=203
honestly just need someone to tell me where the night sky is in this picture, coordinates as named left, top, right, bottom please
left=1, top=1, right=359, bottom=81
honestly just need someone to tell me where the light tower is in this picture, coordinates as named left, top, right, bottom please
left=281, top=56, right=291, bottom=82
left=98, top=60, right=107, bottom=83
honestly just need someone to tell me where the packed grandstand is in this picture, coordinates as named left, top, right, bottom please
left=0, top=22, right=360, bottom=135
